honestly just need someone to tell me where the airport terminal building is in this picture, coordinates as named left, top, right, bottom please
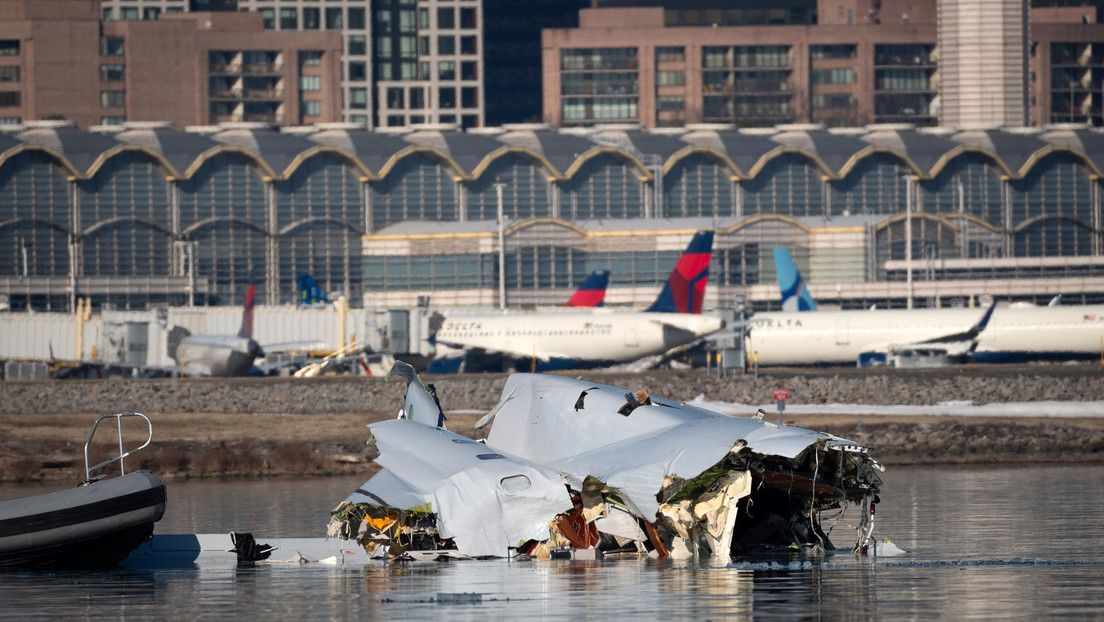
left=1, top=119, right=1103, bottom=314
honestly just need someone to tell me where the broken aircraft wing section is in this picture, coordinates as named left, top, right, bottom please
left=341, top=419, right=573, bottom=558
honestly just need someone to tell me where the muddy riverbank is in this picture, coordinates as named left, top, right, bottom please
left=2, top=367, right=1102, bottom=482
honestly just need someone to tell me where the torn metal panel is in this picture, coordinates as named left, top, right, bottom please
left=342, top=468, right=432, bottom=512
left=485, top=374, right=841, bottom=463
left=358, top=419, right=573, bottom=557
left=337, top=361, right=884, bottom=560
left=385, top=360, right=446, bottom=428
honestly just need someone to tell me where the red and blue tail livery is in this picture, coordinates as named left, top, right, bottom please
left=565, top=269, right=610, bottom=307
left=646, top=231, right=714, bottom=314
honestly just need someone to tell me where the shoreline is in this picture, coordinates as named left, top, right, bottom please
left=3, top=410, right=1103, bottom=483
left=2, top=369, right=1103, bottom=482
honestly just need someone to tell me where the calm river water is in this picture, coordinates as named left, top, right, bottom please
left=2, top=463, right=1103, bottom=620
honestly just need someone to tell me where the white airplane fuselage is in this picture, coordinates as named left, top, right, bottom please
left=746, top=305, right=1104, bottom=366
left=434, top=309, right=724, bottom=370
left=174, top=334, right=260, bottom=377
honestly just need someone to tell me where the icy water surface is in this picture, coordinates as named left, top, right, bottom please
left=2, top=464, right=1103, bottom=620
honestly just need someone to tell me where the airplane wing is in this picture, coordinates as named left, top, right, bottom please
left=859, top=303, right=997, bottom=360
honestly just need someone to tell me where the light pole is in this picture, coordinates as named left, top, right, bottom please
left=494, top=178, right=508, bottom=310
left=905, top=175, right=915, bottom=310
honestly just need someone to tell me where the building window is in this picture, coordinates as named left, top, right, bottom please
left=438, top=7, right=455, bottom=28
left=350, top=114, right=367, bottom=125
left=438, top=61, right=456, bottom=80
left=121, top=7, right=139, bottom=20
left=100, top=37, right=125, bottom=56
left=400, top=62, right=418, bottom=79
left=811, top=68, right=853, bottom=84
left=348, top=8, right=365, bottom=30
left=561, top=48, right=637, bottom=71
left=656, top=47, right=684, bottom=63
left=439, top=87, right=456, bottom=108
left=280, top=8, right=298, bottom=30
left=102, top=8, right=113, bottom=20
left=100, top=65, right=125, bottom=81
left=0, top=40, right=20, bottom=57
left=419, top=36, right=429, bottom=55
left=387, top=115, right=405, bottom=127
left=0, top=91, right=20, bottom=107
left=440, top=114, right=455, bottom=124
left=657, top=95, right=684, bottom=111
left=0, top=66, right=20, bottom=83
left=410, top=87, right=425, bottom=109
left=460, top=7, right=477, bottom=29
left=303, top=100, right=321, bottom=116
left=0, top=117, right=21, bottom=124
left=811, top=93, right=855, bottom=109
left=462, top=114, right=478, bottom=129
left=811, top=45, right=856, bottom=60
left=419, top=8, right=429, bottom=29
left=348, top=61, right=366, bottom=80
left=348, top=35, right=366, bottom=56
left=300, top=51, right=323, bottom=66
left=100, top=116, right=125, bottom=125
left=461, top=61, right=477, bottom=80
left=100, top=90, right=125, bottom=107
left=260, top=8, right=275, bottom=29
left=303, top=7, right=320, bottom=30
left=410, top=114, right=425, bottom=124
left=419, top=62, right=431, bottom=80
left=461, top=86, right=477, bottom=108
left=657, top=70, right=684, bottom=86
left=325, top=8, right=342, bottom=29
left=299, top=75, right=320, bottom=91
left=438, top=36, right=455, bottom=56
left=387, top=87, right=404, bottom=109
left=143, top=7, right=160, bottom=20
left=350, top=87, right=367, bottom=109
left=460, top=36, right=477, bottom=55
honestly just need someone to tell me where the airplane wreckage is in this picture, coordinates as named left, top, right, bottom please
left=328, top=362, right=885, bottom=560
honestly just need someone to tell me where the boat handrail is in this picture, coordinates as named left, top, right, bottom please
left=84, top=412, right=154, bottom=480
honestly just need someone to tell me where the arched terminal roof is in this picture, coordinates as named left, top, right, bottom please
left=3, top=122, right=1104, bottom=183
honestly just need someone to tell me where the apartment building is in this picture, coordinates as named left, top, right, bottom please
left=0, top=0, right=342, bottom=128
left=542, top=0, right=1104, bottom=129
left=98, top=0, right=484, bottom=128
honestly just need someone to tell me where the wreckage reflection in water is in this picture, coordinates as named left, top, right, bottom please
left=1, top=465, right=1103, bottom=618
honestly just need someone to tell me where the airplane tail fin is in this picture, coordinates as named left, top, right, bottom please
left=239, top=271, right=257, bottom=339
left=297, top=273, right=330, bottom=305
left=773, top=247, right=817, bottom=311
left=646, top=230, right=714, bottom=314
left=564, top=269, right=610, bottom=307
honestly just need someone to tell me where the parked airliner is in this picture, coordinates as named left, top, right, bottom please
left=747, top=253, right=1104, bottom=366
left=428, top=231, right=723, bottom=373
